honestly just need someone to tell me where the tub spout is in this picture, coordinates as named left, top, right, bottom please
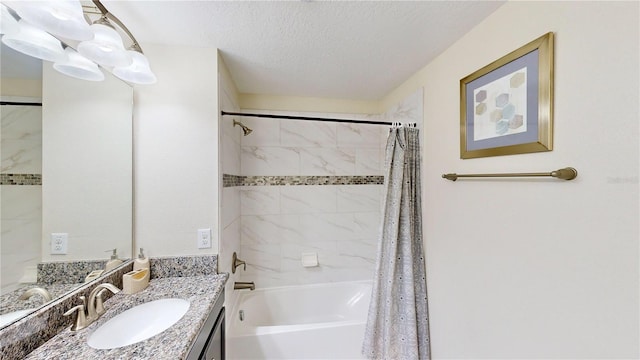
left=234, top=281, right=255, bottom=291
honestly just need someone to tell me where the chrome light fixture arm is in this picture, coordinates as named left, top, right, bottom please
left=91, top=0, right=144, bottom=53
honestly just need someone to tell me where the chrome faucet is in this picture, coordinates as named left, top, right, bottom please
left=87, top=283, right=120, bottom=321
left=19, top=287, right=53, bottom=302
left=234, top=281, right=255, bottom=291
left=64, top=282, right=120, bottom=331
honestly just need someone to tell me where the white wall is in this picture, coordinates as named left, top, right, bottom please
left=382, top=1, right=639, bottom=358
left=134, top=44, right=220, bottom=257
left=41, top=66, right=132, bottom=262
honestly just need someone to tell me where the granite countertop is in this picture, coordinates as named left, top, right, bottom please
left=23, top=274, right=228, bottom=360
left=1, top=283, right=83, bottom=315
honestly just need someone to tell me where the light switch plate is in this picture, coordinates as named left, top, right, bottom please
left=197, top=228, right=211, bottom=249
left=51, top=233, right=68, bottom=254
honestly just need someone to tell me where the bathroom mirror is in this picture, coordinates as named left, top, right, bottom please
left=0, top=41, right=134, bottom=327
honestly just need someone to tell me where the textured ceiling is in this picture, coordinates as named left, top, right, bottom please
left=4, top=1, right=505, bottom=100
left=103, top=1, right=505, bottom=100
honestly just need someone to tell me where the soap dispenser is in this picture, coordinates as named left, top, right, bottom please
left=104, top=249, right=123, bottom=272
left=133, top=248, right=150, bottom=271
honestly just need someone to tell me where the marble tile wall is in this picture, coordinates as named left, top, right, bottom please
left=239, top=184, right=382, bottom=287
left=383, top=88, right=424, bottom=127
left=233, top=110, right=387, bottom=288
left=221, top=90, right=423, bottom=289
left=239, top=113, right=386, bottom=177
left=1, top=101, right=43, bottom=294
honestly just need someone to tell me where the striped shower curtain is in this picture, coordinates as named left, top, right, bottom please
left=362, top=125, right=430, bottom=360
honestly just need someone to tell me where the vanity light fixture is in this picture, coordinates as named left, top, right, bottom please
left=1, top=19, right=66, bottom=62
left=1, top=0, right=156, bottom=85
left=53, top=47, right=105, bottom=82
left=6, top=0, right=93, bottom=41
left=0, top=4, right=19, bottom=35
left=77, top=15, right=132, bottom=67
left=112, top=44, right=157, bottom=85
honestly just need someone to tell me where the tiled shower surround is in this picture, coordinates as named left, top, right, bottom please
left=220, top=89, right=423, bottom=288
left=238, top=183, right=383, bottom=287
left=1, top=100, right=42, bottom=294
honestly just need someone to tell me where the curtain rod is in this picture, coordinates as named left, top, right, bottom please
left=0, top=101, right=42, bottom=106
left=442, top=167, right=578, bottom=181
left=221, top=111, right=392, bottom=126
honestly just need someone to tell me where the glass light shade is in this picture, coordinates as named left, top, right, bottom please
left=53, top=47, right=104, bottom=81
left=10, top=0, right=92, bottom=41
left=1, top=19, right=65, bottom=62
left=1, top=4, right=19, bottom=35
left=78, top=23, right=132, bottom=67
left=113, top=50, right=157, bottom=84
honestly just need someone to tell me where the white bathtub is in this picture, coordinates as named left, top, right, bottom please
left=227, top=280, right=371, bottom=359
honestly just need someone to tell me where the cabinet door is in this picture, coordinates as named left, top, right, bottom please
left=202, top=308, right=225, bottom=360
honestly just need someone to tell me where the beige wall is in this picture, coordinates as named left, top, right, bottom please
left=240, top=93, right=380, bottom=114
left=134, top=44, right=220, bottom=257
left=0, top=78, right=41, bottom=98
left=382, top=1, right=638, bottom=357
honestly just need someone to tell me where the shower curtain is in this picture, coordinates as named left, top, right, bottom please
left=362, top=125, right=430, bottom=360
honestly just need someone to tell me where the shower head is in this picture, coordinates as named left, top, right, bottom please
left=233, top=119, right=253, bottom=136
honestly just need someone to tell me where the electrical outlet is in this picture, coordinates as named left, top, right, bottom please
left=50, top=233, right=68, bottom=254
left=197, top=228, right=212, bottom=249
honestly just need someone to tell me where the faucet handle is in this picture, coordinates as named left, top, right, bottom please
left=64, top=301, right=87, bottom=331
left=232, top=252, right=247, bottom=274
left=95, top=289, right=108, bottom=315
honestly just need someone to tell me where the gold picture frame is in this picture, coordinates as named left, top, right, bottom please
left=460, top=32, right=554, bottom=159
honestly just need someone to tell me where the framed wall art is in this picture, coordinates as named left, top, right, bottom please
left=460, top=32, right=554, bottom=159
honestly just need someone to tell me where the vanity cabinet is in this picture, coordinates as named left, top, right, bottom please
left=187, top=290, right=225, bottom=360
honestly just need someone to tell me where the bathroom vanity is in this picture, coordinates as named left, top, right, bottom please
left=21, top=274, right=227, bottom=359
left=186, top=288, right=225, bottom=360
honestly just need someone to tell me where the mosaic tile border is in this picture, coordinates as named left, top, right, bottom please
left=223, top=174, right=384, bottom=187
left=150, top=255, right=218, bottom=279
left=1, top=173, right=42, bottom=185
left=223, top=174, right=245, bottom=187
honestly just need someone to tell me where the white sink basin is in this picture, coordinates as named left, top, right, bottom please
left=0, top=309, right=34, bottom=327
left=87, top=298, right=190, bottom=349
